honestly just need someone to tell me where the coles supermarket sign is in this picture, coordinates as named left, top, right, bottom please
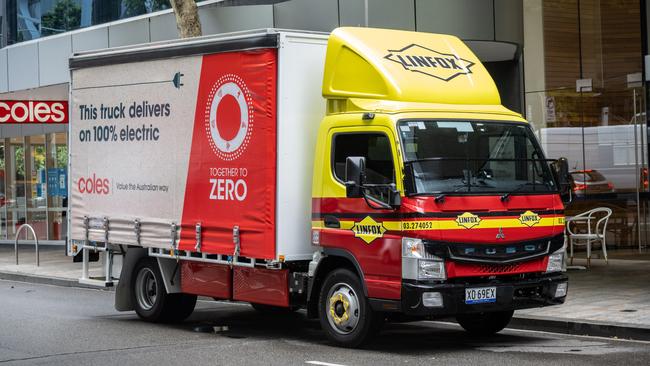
left=0, top=100, right=68, bottom=123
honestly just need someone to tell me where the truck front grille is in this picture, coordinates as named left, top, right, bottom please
left=425, top=234, right=564, bottom=264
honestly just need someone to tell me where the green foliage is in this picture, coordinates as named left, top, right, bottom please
left=41, top=0, right=82, bottom=36
left=122, top=0, right=172, bottom=18
left=33, top=146, right=46, bottom=172
left=15, top=146, right=25, bottom=180
left=57, top=146, right=69, bottom=168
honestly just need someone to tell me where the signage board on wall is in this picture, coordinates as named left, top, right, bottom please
left=0, top=100, right=68, bottom=123
left=47, top=168, right=68, bottom=197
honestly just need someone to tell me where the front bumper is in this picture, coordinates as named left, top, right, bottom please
left=400, top=273, right=568, bottom=317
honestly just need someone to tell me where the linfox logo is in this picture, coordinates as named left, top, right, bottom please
left=384, top=44, right=475, bottom=82
left=456, top=212, right=481, bottom=229
left=78, top=174, right=110, bottom=195
left=352, top=216, right=387, bottom=244
left=205, top=74, right=253, bottom=161
left=518, top=211, right=541, bottom=227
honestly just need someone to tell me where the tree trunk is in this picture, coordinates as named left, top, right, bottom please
left=169, top=0, right=202, bottom=38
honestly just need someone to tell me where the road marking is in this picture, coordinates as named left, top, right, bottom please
left=306, top=361, right=347, bottom=366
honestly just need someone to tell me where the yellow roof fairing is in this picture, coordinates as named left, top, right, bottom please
left=322, top=27, right=501, bottom=106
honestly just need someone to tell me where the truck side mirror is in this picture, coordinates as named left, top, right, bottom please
left=345, top=156, right=366, bottom=198
left=388, top=183, right=402, bottom=208
left=551, top=157, right=571, bottom=202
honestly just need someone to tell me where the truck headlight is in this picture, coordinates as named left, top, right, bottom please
left=402, top=237, right=446, bottom=280
left=419, top=259, right=446, bottom=279
left=546, top=245, right=567, bottom=273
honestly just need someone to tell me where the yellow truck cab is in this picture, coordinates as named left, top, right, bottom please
left=308, top=28, right=568, bottom=346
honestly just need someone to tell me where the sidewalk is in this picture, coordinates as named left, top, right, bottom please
left=513, top=257, right=650, bottom=340
left=1, top=245, right=649, bottom=340
left=0, top=245, right=121, bottom=288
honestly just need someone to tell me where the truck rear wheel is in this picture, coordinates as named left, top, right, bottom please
left=318, top=269, right=379, bottom=348
left=132, top=258, right=197, bottom=323
left=456, top=310, right=514, bottom=336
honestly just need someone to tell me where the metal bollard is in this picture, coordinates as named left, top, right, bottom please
left=14, top=224, right=39, bottom=267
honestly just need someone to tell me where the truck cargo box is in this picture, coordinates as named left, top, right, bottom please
left=69, top=30, right=328, bottom=262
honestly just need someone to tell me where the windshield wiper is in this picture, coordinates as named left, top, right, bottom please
left=501, top=182, right=541, bottom=202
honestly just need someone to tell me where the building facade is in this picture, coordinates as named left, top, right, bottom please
left=0, top=0, right=647, bottom=256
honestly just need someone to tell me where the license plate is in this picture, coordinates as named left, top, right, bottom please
left=465, top=287, right=497, bottom=304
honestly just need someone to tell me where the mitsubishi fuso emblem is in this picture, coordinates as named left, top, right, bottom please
left=496, top=227, right=506, bottom=240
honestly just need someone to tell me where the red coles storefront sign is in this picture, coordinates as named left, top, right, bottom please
left=0, top=100, right=68, bottom=123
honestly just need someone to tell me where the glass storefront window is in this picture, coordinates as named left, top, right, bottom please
left=0, top=141, right=5, bottom=240
left=0, top=133, right=67, bottom=242
left=27, top=135, right=47, bottom=240
left=6, top=136, right=27, bottom=240
left=533, top=87, right=649, bottom=253
left=48, top=133, right=68, bottom=241
left=524, top=0, right=649, bottom=254
left=5, top=0, right=199, bottom=45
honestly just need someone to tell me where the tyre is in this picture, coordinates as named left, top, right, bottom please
left=132, top=258, right=197, bottom=323
left=318, top=268, right=380, bottom=348
left=456, top=310, right=514, bottom=336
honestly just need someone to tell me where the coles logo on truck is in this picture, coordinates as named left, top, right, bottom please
left=0, top=100, right=68, bottom=123
left=78, top=174, right=110, bottom=195
left=205, top=74, right=254, bottom=161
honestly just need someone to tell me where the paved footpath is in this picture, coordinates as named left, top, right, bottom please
left=1, top=279, right=650, bottom=366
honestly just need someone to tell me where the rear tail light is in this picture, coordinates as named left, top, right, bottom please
left=573, top=183, right=587, bottom=192
left=607, top=182, right=614, bottom=190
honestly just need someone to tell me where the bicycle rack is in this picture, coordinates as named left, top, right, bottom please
left=14, top=224, right=39, bottom=267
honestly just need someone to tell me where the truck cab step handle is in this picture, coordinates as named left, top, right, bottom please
left=324, top=215, right=341, bottom=229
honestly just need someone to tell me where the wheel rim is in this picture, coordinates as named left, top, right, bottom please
left=326, top=282, right=360, bottom=335
left=135, top=267, right=157, bottom=311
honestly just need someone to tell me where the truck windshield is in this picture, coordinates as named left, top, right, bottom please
left=398, top=120, right=556, bottom=195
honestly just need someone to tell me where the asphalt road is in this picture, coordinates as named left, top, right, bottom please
left=1, top=280, right=649, bottom=366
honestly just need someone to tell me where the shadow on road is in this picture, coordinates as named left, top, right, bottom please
left=110, top=302, right=553, bottom=353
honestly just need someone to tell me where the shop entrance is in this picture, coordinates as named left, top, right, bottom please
left=0, top=132, right=68, bottom=244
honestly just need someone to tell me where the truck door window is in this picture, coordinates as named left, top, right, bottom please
left=332, top=133, right=395, bottom=185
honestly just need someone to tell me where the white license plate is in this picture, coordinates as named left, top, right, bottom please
left=465, top=287, right=497, bottom=304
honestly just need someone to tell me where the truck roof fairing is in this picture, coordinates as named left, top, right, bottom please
left=322, top=27, right=501, bottom=106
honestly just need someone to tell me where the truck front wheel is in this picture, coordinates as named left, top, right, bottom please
left=456, top=310, right=514, bottom=336
left=318, top=269, right=380, bottom=348
left=132, top=258, right=197, bottom=323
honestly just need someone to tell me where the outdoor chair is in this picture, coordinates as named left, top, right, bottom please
left=566, top=207, right=613, bottom=267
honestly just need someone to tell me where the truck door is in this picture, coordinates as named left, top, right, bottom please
left=315, top=126, right=403, bottom=300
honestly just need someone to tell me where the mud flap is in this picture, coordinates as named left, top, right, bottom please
left=157, top=257, right=182, bottom=294
left=114, top=248, right=148, bottom=311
